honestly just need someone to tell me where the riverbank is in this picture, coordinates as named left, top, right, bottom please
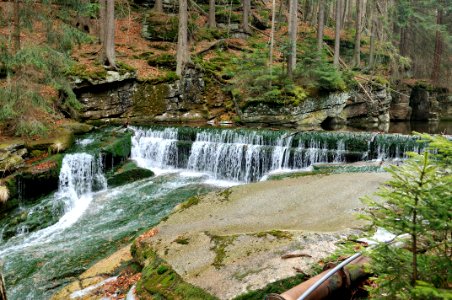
left=56, top=171, right=390, bottom=299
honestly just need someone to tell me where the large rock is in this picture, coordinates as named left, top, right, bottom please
left=241, top=93, right=349, bottom=127
left=241, top=85, right=393, bottom=129
left=76, top=66, right=207, bottom=124
left=0, top=142, right=27, bottom=174
left=132, top=172, right=390, bottom=300
left=343, top=85, right=392, bottom=127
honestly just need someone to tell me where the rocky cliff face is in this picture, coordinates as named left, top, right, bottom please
left=241, top=85, right=393, bottom=129
left=390, top=83, right=452, bottom=122
left=76, top=66, right=208, bottom=124
left=75, top=71, right=452, bottom=128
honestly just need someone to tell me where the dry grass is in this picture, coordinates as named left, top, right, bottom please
left=0, top=186, right=9, bottom=203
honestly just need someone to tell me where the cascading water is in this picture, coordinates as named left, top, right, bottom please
left=0, top=153, right=106, bottom=254
left=128, top=127, right=414, bottom=183
left=186, top=130, right=270, bottom=182
left=131, top=127, right=179, bottom=173
left=54, top=153, right=107, bottom=228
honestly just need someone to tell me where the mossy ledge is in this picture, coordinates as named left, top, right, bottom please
left=131, top=237, right=219, bottom=300
left=107, top=161, right=154, bottom=188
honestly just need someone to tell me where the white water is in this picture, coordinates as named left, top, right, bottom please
left=131, top=127, right=179, bottom=175
left=131, top=128, right=352, bottom=183
left=0, top=153, right=107, bottom=255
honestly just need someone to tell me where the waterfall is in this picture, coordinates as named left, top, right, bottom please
left=131, top=127, right=179, bottom=172
left=57, top=153, right=107, bottom=212
left=187, top=130, right=270, bottom=182
left=130, top=127, right=422, bottom=183
left=0, top=153, right=107, bottom=254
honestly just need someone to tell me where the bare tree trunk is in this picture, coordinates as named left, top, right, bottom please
left=333, top=0, right=342, bottom=67
left=99, top=0, right=105, bottom=44
left=176, top=0, right=189, bottom=76
left=316, top=0, right=325, bottom=55
left=13, top=0, right=20, bottom=53
left=102, top=0, right=116, bottom=68
left=208, top=0, right=216, bottom=28
left=342, top=0, right=348, bottom=28
left=431, top=6, right=443, bottom=84
left=347, top=0, right=353, bottom=21
left=353, top=0, right=362, bottom=67
left=154, top=0, right=163, bottom=13
left=399, top=27, right=408, bottom=57
left=242, top=0, right=250, bottom=33
left=303, top=0, right=311, bottom=22
left=269, top=0, right=276, bottom=85
left=368, top=1, right=376, bottom=68
left=310, top=2, right=319, bottom=26
left=287, top=0, right=297, bottom=78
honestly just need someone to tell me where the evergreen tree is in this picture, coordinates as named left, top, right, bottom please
left=362, top=136, right=452, bottom=299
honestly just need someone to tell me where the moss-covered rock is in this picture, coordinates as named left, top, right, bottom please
left=26, top=128, right=74, bottom=153
left=132, top=83, right=169, bottom=117
left=132, top=239, right=218, bottom=300
left=107, top=161, right=154, bottom=187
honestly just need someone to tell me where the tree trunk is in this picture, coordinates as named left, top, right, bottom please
left=303, top=0, right=311, bottom=22
left=208, top=0, right=216, bottom=28
left=176, top=0, right=189, bottom=76
left=101, top=0, right=116, bottom=68
left=287, top=0, right=297, bottom=78
left=242, top=0, right=250, bottom=33
left=347, top=0, right=353, bottom=21
left=368, top=1, right=376, bottom=68
left=154, top=0, right=163, bottom=13
left=399, top=25, right=409, bottom=57
left=269, top=0, right=276, bottom=85
left=431, top=6, right=443, bottom=84
left=316, top=0, right=325, bottom=55
left=13, top=0, right=20, bottom=53
left=99, top=0, right=105, bottom=44
left=353, top=0, right=362, bottom=67
left=333, top=0, right=342, bottom=67
left=342, top=0, right=348, bottom=28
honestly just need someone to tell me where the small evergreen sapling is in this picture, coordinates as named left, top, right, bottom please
left=361, top=135, right=452, bottom=299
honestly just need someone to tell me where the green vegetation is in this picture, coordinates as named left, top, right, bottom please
left=210, top=234, right=237, bottom=269
left=361, top=135, right=452, bottom=299
left=233, top=274, right=307, bottom=300
left=107, top=161, right=154, bottom=187
left=174, top=236, right=190, bottom=245
left=179, top=195, right=200, bottom=210
left=255, top=230, right=293, bottom=240
left=132, top=241, right=218, bottom=300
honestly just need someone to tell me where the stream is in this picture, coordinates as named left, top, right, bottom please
left=0, top=126, right=424, bottom=299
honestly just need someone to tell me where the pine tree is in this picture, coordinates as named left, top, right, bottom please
left=362, top=136, right=452, bottom=298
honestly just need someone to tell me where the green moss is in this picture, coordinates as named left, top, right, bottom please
left=132, top=83, right=168, bottom=116
left=179, top=196, right=200, bottom=210
left=267, top=170, right=329, bottom=181
left=65, top=63, right=107, bottom=81
left=107, top=161, right=154, bottom=187
left=132, top=241, right=218, bottom=299
left=174, top=236, right=190, bottom=245
left=233, top=274, right=307, bottom=300
left=102, top=132, right=132, bottom=158
left=254, top=230, right=292, bottom=240
left=210, top=234, right=237, bottom=269
left=218, top=188, right=232, bottom=201
left=147, top=54, right=176, bottom=69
